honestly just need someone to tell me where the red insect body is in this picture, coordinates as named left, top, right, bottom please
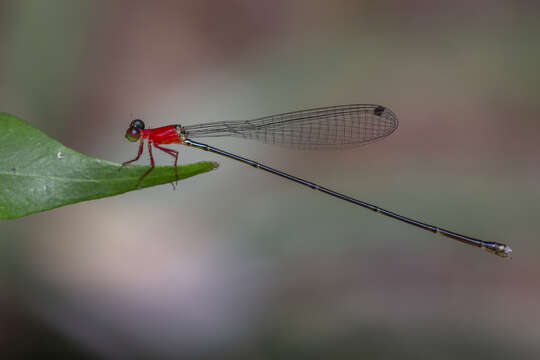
left=123, top=124, right=184, bottom=187
left=142, top=125, right=183, bottom=145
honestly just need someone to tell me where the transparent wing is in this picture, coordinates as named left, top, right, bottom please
left=182, top=104, right=398, bottom=150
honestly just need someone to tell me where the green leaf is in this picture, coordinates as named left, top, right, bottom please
left=0, top=113, right=219, bottom=219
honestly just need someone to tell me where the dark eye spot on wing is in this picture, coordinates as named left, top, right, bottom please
left=374, top=106, right=385, bottom=116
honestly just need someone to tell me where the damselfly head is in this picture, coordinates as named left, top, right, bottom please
left=125, top=119, right=145, bottom=142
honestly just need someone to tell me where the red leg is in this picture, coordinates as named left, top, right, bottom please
left=137, top=141, right=155, bottom=186
left=122, top=139, right=144, bottom=167
left=154, top=144, right=178, bottom=189
left=154, top=143, right=179, bottom=189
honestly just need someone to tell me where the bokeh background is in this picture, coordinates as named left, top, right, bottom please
left=1, top=1, right=539, bottom=358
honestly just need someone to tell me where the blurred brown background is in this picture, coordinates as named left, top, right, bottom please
left=1, top=1, right=539, bottom=358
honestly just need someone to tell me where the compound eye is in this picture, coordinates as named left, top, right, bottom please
left=125, top=127, right=141, bottom=142
left=130, top=119, right=145, bottom=129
